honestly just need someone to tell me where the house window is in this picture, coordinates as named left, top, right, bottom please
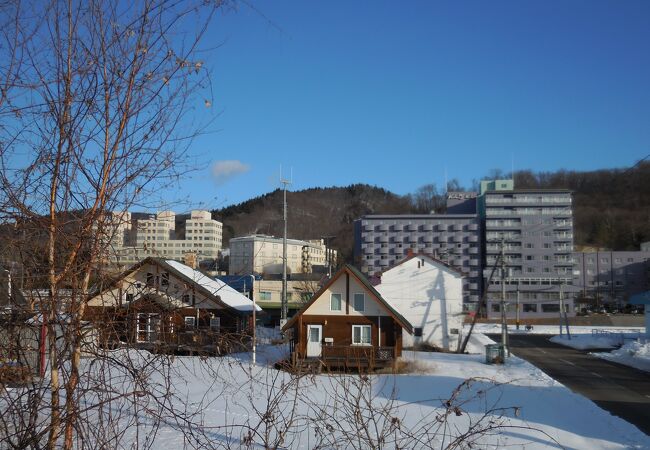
left=136, top=313, right=160, bottom=343
left=259, top=291, right=272, bottom=301
left=413, top=327, right=423, bottom=337
left=330, top=293, right=342, bottom=311
left=523, top=304, right=537, bottom=313
left=146, top=272, right=154, bottom=287
left=210, top=317, right=221, bottom=331
left=126, top=293, right=134, bottom=303
left=352, top=325, right=371, bottom=345
left=184, top=316, right=196, bottom=328
left=182, top=294, right=190, bottom=304
left=353, top=293, right=364, bottom=312
left=161, top=272, right=169, bottom=287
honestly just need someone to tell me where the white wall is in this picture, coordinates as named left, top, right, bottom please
left=376, top=257, right=464, bottom=351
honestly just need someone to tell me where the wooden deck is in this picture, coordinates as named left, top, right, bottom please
left=292, top=345, right=396, bottom=372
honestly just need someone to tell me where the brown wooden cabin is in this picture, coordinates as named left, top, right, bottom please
left=85, top=257, right=259, bottom=354
left=282, top=264, right=413, bottom=371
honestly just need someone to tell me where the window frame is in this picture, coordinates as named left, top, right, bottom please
left=353, top=293, right=365, bottom=312
left=184, top=316, right=196, bottom=328
left=330, top=293, right=342, bottom=311
left=351, top=324, right=371, bottom=346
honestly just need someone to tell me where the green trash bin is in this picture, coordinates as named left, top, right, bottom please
left=485, top=344, right=505, bottom=364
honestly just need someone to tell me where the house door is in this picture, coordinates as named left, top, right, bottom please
left=306, top=325, right=322, bottom=357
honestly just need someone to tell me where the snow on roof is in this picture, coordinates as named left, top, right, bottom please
left=164, top=260, right=261, bottom=312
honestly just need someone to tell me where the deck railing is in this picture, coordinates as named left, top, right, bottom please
left=320, top=345, right=396, bottom=368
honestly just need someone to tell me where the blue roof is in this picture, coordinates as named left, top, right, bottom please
left=215, top=275, right=261, bottom=293
left=629, top=291, right=650, bottom=305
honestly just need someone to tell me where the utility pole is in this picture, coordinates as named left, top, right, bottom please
left=559, top=281, right=571, bottom=340
left=250, top=275, right=256, bottom=364
left=280, top=172, right=291, bottom=326
left=500, top=238, right=509, bottom=356
left=516, top=281, right=520, bottom=330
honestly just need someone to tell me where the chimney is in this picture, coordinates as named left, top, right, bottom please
left=407, top=248, right=414, bottom=258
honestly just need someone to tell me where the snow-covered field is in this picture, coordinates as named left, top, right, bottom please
left=4, top=332, right=649, bottom=449
left=73, top=339, right=650, bottom=448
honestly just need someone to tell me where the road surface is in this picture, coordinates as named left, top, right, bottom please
left=487, top=333, right=650, bottom=436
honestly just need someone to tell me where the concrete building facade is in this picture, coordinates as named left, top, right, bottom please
left=353, top=214, right=482, bottom=306
left=573, top=250, right=650, bottom=306
left=481, top=184, right=578, bottom=319
left=228, top=235, right=336, bottom=276
left=108, top=210, right=222, bottom=265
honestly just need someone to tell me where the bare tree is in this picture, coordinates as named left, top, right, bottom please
left=0, top=0, right=227, bottom=447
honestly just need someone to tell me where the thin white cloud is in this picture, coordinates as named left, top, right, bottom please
left=211, top=160, right=250, bottom=185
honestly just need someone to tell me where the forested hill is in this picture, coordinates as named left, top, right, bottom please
left=212, top=164, right=650, bottom=262
left=212, top=184, right=412, bottom=262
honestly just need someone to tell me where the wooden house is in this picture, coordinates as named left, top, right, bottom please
left=86, top=257, right=261, bottom=354
left=282, top=264, right=412, bottom=371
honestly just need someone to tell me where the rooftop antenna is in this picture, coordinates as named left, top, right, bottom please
left=511, top=153, right=515, bottom=185
left=280, top=166, right=292, bottom=326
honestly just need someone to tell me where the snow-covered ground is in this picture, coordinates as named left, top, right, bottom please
left=65, top=339, right=650, bottom=447
left=5, top=331, right=649, bottom=449
left=595, top=340, right=650, bottom=373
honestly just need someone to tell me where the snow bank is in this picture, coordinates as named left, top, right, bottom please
left=464, top=331, right=496, bottom=354
left=595, top=339, right=650, bottom=373
left=550, top=334, right=620, bottom=350
left=467, top=323, right=644, bottom=336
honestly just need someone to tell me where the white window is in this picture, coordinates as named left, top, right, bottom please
left=184, top=316, right=196, bottom=328
left=210, top=317, right=221, bottom=331
left=352, top=325, right=371, bottom=345
left=353, top=293, right=365, bottom=312
left=330, top=293, right=342, bottom=311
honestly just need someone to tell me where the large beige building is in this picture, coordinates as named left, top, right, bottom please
left=108, top=210, right=223, bottom=265
left=228, top=235, right=336, bottom=276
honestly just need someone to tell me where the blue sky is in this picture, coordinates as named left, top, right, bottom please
left=176, top=0, right=650, bottom=210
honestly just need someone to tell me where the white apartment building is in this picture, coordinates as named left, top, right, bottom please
left=228, top=235, right=336, bottom=276
left=109, top=210, right=223, bottom=265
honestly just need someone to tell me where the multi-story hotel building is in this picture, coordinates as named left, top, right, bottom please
left=108, top=210, right=223, bottom=265
left=228, top=235, right=336, bottom=276
left=480, top=180, right=578, bottom=318
left=353, top=214, right=483, bottom=307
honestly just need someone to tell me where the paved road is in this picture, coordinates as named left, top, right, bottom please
left=487, top=333, right=650, bottom=436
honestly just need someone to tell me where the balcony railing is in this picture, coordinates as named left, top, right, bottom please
left=320, top=345, right=396, bottom=368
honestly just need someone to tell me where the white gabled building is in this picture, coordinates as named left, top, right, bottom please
left=375, top=253, right=465, bottom=351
